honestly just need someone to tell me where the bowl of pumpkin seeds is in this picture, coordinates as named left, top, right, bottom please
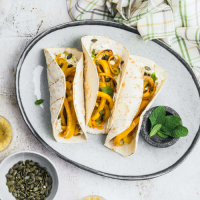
left=0, top=151, right=59, bottom=200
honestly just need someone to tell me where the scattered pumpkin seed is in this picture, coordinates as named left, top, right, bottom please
left=105, top=78, right=111, bottom=82
left=67, top=53, right=72, bottom=59
left=91, top=39, right=97, bottom=43
left=68, top=64, right=73, bottom=68
left=6, top=160, right=52, bottom=200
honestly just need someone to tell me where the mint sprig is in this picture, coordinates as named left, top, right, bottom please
left=149, top=106, right=188, bottom=138
left=102, top=86, right=113, bottom=96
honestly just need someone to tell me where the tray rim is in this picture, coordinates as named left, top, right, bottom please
left=15, top=20, right=200, bottom=181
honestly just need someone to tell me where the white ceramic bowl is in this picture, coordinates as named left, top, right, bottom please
left=0, top=151, right=59, bottom=200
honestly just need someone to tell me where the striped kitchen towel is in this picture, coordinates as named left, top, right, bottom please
left=67, top=0, right=200, bottom=79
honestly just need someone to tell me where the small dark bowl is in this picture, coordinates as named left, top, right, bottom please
left=140, top=106, right=180, bottom=148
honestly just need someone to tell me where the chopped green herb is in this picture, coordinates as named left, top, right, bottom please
left=157, top=131, right=168, bottom=138
left=96, top=60, right=99, bottom=66
left=151, top=72, right=157, bottom=82
left=149, top=124, right=162, bottom=137
left=149, top=106, right=166, bottom=127
left=96, top=119, right=101, bottom=125
left=148, top=106, right=188, bottom=138
left=102, top=55, right=109, bottom=61
left=35, top=99, right=44, bottom=105
left=102, top=86, right=113, bottom=96
left=91, top=54, right=96, bottom=58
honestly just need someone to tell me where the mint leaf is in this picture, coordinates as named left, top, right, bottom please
left=149, top=106, right=166, bottom=127
left=165, top=125, right=188, bottom=137
left=151, top=72, right=157, bottom=82
left=149, top=124, right=162, bottom=137
left=102, top=86, right=113, bottom=96
left=96, top=119, right=101, bottom=125
left=35, top=99, right=44, bottom=105
left=157, top=131, right=168, bottom=138
left=161, top=115, right=181, bottom=132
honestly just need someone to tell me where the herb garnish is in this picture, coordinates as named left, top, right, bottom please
left=91, top=54, right=96, bottom=58
left=96, top=119, right=101, bottom=125
left=102, top=86, right=114, bottom=96
left=99, top=110, right=103, bottom=115
left=35, top=99, right=44, bottom=105
left=149, top=106, right=188, bottom=138
left=151, top=72, right=157, bottom=82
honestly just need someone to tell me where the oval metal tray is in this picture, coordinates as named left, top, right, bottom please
left=16, top=20, right=200, bottom=180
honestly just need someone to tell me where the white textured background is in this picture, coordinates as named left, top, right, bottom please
left=0, top=1, right=200, bottom=200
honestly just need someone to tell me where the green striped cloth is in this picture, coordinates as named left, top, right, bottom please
left=67, top=0, right=200, bottom=77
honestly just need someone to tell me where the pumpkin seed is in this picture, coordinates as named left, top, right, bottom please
left=9, top=185, right=15, bottom=193
left=102, top=55, right=109, bottom=61
left=7, top=181, right=15, bottom=186
left=91, top=39, right=97, bottom=43
left=6, top=160, right=52, bottom=200
left=67, top=53, right=72, bottom=59
left=9, top=168, right=14, bottom=174
left=145, top=66, right=151, bottom=71
left=6, top=174, right=13, bottom=178
left=105, top=78, right=111, bottom=82
left=68, top=64, right=73, bottom=68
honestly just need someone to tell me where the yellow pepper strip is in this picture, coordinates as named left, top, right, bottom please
left=67, top=96, right=73, bottom=102
left=98, top=92, right=114, bottom=110
left=55, top=54, right=68, bottom=72
left=143, top=76, right=156, bottom=99
left=88, top=118, right=93, bottom=128
left=74, top=125, right=79, bottom=136
left=61, top=126, right=66, bottom=131
left=108, top=54, right=121, bottom=68
left=91, top=120, right=105, bottom=127
left=98, top=60, right=112, bottom=87
left=66, top=89, right=71, bottom=97
left=103, top=103, right=110, bottom=121
left=111, top=67, right=120, bottom=75
left=66, top=81, right=72, bottom=90
left=123, top=134, right=134, bottom=144
left=98, top=73, right=117, bottom=85
left=113, top=117, right=140, bottom=147
left=60, top=105, right=66, bottom=126
left=55, top=53, right=62, bottom=63
left=134, top=100, right=149, bottom=119
left=60, top=98, right=73, bottom=138
left=91, top=98, right=106, bottom=120
left=65, top=101, right=76, bottom=139
left=99, top=82, right=107, bottom=89
left=64, top=67, right=76, bottom=77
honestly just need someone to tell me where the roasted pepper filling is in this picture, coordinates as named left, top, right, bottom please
left=89, top=46, right=122, bottom=130
left=113, top=67, right=158, bottom=146
left=55, top=51, right=81, bottom=139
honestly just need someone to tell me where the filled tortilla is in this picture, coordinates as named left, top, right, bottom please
left=81, top=36, right=130, bottom=134
left=44, top=47, right=87, bottom=143
left=105, top=55, right=167, bottom=156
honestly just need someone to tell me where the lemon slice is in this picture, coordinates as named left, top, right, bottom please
left=0, top=116, right=13, bottom=152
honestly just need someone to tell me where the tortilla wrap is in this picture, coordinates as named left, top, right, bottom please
left=81, top=36, right=130, bottom=134
left=105, top=55, right=167, bottom=156
left=44, top=47, right=87, bottom=143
